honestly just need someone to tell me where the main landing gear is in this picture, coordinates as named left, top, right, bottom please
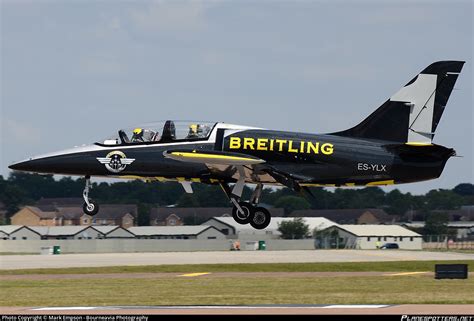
left=82, top=176, right=99, bottom=216
left=231, top=201, right=271, bottom=230
left=228, top=174, right=271, bottom=230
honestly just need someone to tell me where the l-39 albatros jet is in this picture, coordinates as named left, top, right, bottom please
left=9, top=61, right=465, bottom=229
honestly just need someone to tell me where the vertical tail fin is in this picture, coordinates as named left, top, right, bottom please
left=333, top=61, right=465, bottom=143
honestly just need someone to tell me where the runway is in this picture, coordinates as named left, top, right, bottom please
left=2, top=304, right=474, bottom=315
left=0, top=271, right=449, bottom=280
left=1, top=250, right=473, bottom=270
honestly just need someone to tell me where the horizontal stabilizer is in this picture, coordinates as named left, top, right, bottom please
left=163, top=149, right=265, bottom=166
left=383, top=143, right=456, bottom=160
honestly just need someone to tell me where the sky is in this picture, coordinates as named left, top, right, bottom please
left=1, top=0, right=472, bottom=195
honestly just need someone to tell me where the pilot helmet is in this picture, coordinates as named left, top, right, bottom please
left=133, top=128, right=143, bottom=137
left=189, top=124, right=198, bottom=133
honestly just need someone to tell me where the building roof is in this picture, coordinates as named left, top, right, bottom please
left=93, top=205, right=137, bottom=219
left=0, top=225, right=42, bottom=236
left=35, top=198, right=138, bottom=219
left=22, top=206, right=59, bottom=219
left=56, top=207, right=87, bottom=220
left=445, top=221, right=474, bottom=228
left=0, top=225, right=26, bottom=234
left=402, top=221, right=474, bottom=228
left=150, top=207, right=285, bottom=223
left=16, top=204, right=136, bottom=222
left=128, top=226, right=218, bottom=236
left=405, top=208, right=474, bottom=221
left=290, top=208, right=394, bottom=223
left=91, top=226, right=120, bottom=234
left=91, top=225, right=135, bottom=235
left=150, top=207, right=233, bottom=222
left=29, top=226, right=93, bottom=236
left=36, top=198, right=83, bottom=212
left=36, top=197, right=84, bottom=207
left=333, top=224, right=421, bottom=237
left=203, top=217, right=337, bottom=236
left=445, top=209, right=473, bottom=221
left=400, top=222, right=425, bottom=229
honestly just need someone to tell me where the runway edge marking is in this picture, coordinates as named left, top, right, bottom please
left=179, top=272, right=211, bottom=277
left=30, top=305, right=392, bottom=311
left=321, top=305, right=390, bottom=309
left=384, top=271, right=430, bottom=276
left=32, top=307, right=100, bottom=311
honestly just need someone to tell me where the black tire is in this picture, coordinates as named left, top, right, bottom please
left=232, top=201, right=254, bottom=224
left=249, top=207, right=271, bottom=230
left=83, top=200, right=99, bottom=216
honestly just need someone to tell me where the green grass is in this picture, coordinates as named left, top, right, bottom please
left=1, top=260, right=473, bottom=275
left=1, top=261, right=473, bottom=306
left=1, top=275, right=473, bottom=306
left=2, top=250, right=472, bottom=306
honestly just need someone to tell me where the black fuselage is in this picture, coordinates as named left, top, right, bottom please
left=9, top=128, right=454, bottom=188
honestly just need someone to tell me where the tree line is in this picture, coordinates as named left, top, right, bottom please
left=0, top=172, right=473, bottom=226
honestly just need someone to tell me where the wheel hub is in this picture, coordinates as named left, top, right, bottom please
left=236, top=207, right=249, bottom=220
left=253, top=212, right=266, bottom=225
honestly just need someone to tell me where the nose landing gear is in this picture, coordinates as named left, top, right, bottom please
left=82, top=176, right=99, bottom=216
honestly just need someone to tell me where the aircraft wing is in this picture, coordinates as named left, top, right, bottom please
left=163, top=149, right=265, bottom=166
left=164, top=149, right=313, bottom=196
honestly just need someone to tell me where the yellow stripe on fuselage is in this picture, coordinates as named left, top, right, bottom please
left=170, top=151, right=258, bottom=162
left=366, top=180, right=395, bottom=186
left=119, top=175, right=147, bottom=180
left=300, top=181, right=394, bottom=187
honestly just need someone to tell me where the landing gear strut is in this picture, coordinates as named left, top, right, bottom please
left=82, top=176, right=99, bottom=216
left=226, top=169, right=271, bottom=230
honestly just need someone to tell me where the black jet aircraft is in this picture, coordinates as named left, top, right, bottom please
left=9, top=61, right=465, bottom=229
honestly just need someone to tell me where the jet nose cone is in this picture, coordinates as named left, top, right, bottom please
left=9, top=159, right=35, bottom=171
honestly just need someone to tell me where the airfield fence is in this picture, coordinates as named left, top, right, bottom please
left=1, top=237, right=472, bottom=253
left=422, top=235, right=474, bottom=250
left=0, top=239, right=316, bottom=254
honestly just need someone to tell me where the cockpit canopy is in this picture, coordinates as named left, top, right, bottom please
left=98, top=120, right=216, bottom=146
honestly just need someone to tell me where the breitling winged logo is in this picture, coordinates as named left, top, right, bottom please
left=97, top=151, right=135, bottom=173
